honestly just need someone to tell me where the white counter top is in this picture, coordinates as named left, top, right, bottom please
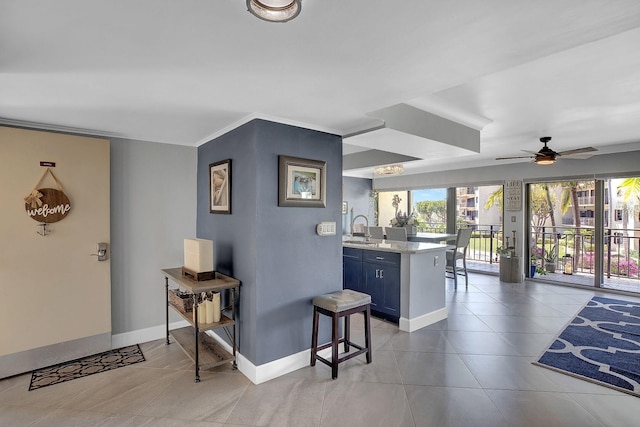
left=342, top=235, right=447, bottom=254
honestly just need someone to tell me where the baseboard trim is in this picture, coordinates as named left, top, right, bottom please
left=399, top=307, right=448, bottom=332
left=113, top=324, right=328, bottom=385
left=111, top=320, right=190, bottom=349
left=0, top=332, right=111, bottom=379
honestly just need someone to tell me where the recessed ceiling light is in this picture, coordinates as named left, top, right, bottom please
left=247, top=0, right=301, bottom=23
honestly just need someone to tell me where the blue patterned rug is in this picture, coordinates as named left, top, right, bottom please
left=534, top=296, right=640, bottom=397
left=29, top=344, right=145, bottom=391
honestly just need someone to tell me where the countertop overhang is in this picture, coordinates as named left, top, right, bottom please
left=342, top=235, right=447, bottom=254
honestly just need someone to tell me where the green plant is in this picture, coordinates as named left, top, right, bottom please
left=544, top=243, right=558, bottom=263
left=497, top=246, right=515, bottom=257
left=535, top=266, right=548, bottom=275
left=390, top=210, right=420, bottom=227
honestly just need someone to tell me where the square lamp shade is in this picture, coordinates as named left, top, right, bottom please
left=184, top=238, right=214, bottom=273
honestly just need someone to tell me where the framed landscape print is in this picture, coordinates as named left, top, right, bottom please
left=210, top=159, right=231, bottom=214
left=278, top=155, right=326, bottom=207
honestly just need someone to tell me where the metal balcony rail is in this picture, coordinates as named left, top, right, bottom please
left=530, top=225, right=639, bottom=282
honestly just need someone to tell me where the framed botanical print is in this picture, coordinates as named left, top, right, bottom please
left=210, top=159, right=231, bottom=214
left=278, top=155, right=326, bottom=207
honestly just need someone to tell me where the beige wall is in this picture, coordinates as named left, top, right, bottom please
left=0, top=126, right=110, bottom=356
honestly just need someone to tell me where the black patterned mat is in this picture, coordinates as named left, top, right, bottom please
left=29, top=344, right=145, bottom=391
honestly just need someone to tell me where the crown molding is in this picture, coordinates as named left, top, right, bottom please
left=0, top=117, right=124, bottom=140
left=194, top=113, right=342, bottom=146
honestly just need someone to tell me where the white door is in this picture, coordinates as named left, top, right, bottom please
left=0, top=126, right=111, bottom=378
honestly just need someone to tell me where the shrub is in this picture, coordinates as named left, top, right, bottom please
left=610, top=260, right=639, bottom=277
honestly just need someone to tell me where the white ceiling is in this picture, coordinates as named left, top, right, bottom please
left=2, top=1, right=640, bottom=178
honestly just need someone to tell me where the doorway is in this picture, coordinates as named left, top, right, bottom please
left=0, top=127, right=111, bottom=378
left=527, top=178, right=640, bottom=293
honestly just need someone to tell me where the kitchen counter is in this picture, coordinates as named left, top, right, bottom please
left=342, top=235, right=447, bottom=332
left=342, top=235, right=447, bottom=254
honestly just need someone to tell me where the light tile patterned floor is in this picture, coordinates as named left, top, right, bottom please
left=3, top=273, right=640, bottom=426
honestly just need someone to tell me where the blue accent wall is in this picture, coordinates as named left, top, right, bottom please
left=342, top=177, right=374, bottom=233
left=197, top=119, right=342, bottom=366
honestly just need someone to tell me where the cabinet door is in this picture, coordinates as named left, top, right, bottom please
left=380, top=265, right=400, bottom=317
left=364, top=263, right=384, bottom=312
left=343, top=257, right=363, bottom=293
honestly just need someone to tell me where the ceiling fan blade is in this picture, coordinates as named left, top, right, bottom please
left=521, top=150, right=538, bottom=155
left=495, top=155, right=535, bottom=160
left=559, top=153, right=596, bottom=160
left=557, top=147, right=598, bottom=156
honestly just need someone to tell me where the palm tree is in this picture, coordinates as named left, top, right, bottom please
left=558, top=181, right=588, bottom=268
left=616, top=177, right=640, bottom=251
left=483, top=187, right=503, bottom=211
left=617, top=177, right=640, bottom=203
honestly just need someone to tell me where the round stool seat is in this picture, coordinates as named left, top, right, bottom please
left=312, top=289, right=371, bottom=313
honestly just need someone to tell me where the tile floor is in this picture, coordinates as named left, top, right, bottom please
left=2, top=273, right=640, bottom=426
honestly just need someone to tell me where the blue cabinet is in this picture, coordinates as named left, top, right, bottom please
left=343, top=247, right=400, bottom=323
left=343, top=247, right=364, bottom=294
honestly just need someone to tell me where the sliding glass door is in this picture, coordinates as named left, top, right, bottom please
left=602, top=177, right=640, bottom=291
left=527, top=177, right=640, bottom=293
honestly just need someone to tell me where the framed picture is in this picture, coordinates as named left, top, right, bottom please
left=210, top=159, right=231, bottom=214
left=342, top=201, right=348, bottom=214
left=278, top=155, right=326, bottom=207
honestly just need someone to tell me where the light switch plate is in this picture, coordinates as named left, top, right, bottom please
left=316, top=221, right=336, bottom=236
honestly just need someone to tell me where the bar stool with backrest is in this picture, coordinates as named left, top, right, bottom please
left=310, top=289, right=372, bottom=379
left=445, top=227, right=473, bottom=289
left=366, top=226, right=384, bottom=239
left=385, top=227, right=407, bottom=241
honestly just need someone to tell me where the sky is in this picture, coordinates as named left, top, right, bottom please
left=412, top=188, right=446, bottom=203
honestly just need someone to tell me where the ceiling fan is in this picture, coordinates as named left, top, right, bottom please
left=496, top=137, right=598, bottom=165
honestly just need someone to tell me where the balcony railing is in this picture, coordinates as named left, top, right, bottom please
left=418, top=223, right=640, bottom=286
left=530, top=225, right=640, bottom=282
left=417, top=223, right=447, bottom=233
left=418, top=224, right=504, bottom=264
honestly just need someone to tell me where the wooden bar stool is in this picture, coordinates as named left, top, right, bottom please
left=310, top=289, right=372, bottom=379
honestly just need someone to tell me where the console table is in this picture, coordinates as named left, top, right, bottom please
left=162, top=268, right=240, bottom=382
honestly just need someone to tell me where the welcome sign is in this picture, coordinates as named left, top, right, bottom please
left=24, top=168, right=72, bottom=223
left=25, top=188, right=71, bottom=223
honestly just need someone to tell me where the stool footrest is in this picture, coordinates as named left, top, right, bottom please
left=316, top=339, right=365, bottom=353
left=315, top=343, right=368, bottom=368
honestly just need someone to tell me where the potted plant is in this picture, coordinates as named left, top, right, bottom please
left=497, top=245, right=515, bottom=258
left=536, top=265, right=548, bottom=276
left=390, top=210, right=420, bottom=236
left=543, top=243, right=558, bottom=273
left=497, top=237, right=523, bottom=283
left=530, top=247, right=543, bottom=277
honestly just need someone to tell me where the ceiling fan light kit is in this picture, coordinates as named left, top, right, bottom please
left=247, top=0, right=301, bottom=22
left=535, top=156, right=556, bottom=165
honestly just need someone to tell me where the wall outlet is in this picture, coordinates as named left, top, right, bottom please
left=434, top=255, right=439, bottom=266
left=511, top=216, right=516, bottom=222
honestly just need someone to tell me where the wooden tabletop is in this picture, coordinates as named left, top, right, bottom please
left=162, top=268, right=240, bottom=293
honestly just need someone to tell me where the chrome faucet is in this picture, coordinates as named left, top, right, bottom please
left=351, top=214, right=370, bottom=240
